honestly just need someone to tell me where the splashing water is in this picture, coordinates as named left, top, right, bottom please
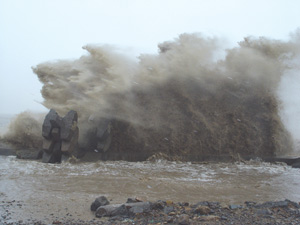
left=3, top=31, right=300, bottom=158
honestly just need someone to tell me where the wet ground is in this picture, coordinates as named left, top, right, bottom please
left=1, top=155, right=300, bottom=223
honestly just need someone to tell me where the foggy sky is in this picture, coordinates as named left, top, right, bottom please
left=0, top=0, right=299, bottom=114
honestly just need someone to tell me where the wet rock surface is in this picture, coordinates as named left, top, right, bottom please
left=91, top=197, right=300, bottom=225
left=91, top=196, right=110, bottom=211
left=41, top=109, right=79, bottom=163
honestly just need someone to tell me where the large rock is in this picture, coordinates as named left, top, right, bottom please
left=42, top=109, right=61, bottom=139
left=61, top=127, right=79, bottom=153
left=95, top=202, right=151, bottom=217
left=41, top=109, right=79, bottom=163
left=60, top=110, right=78, bottom=141
left=91, top=196, right=110, bottom=211
left=42, top=139, right=55, bottom=154
left=42, top=151, right=58, bottom=163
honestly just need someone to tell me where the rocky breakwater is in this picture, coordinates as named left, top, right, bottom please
left=41, top=109, right=79, bottom=163
left=89, top=196, right=300, bottom=225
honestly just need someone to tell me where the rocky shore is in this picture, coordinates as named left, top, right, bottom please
left=1, top=197, right=300, bottom=225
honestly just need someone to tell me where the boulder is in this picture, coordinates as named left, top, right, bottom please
left=61, top=127, right=79, bottom=153
left=128, top=202, right=151, bottom=214
left=41, top=109, right=79, bottom=163
left=42, top=139, right=55, bottom=154
left=61, top=110, right=78, bottom=141
left=91, top=196, right=110, bottom=211
left=95, top=202, right=151, bottom=217
left=42, top=141, right=61, bottom=163
left=42, top=109, right=61, bottom=139
left=96, top=204, right=124, bottom=217
left=42, top=152, right=57, bottom=163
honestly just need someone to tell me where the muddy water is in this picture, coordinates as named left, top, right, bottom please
left=1, top=155, right=300, bottom=223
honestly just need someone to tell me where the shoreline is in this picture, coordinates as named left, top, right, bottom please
left=1, top=197, right=300, bottom=224
left=1, top=143, right=300, bottom=168
left=1, top=145, right=300, bottom=224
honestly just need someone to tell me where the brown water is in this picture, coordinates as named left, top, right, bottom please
left=1, top=155, right=300, bottom=223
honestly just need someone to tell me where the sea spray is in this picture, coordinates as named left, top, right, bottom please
left=4, top=31, right=300, bottom=159
left=2, top=112, right=44, bottom=148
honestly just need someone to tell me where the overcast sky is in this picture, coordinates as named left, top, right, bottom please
left=0, top=0, right=299, bottom=115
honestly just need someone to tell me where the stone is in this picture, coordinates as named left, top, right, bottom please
left=61, top=127, right=79, bottom=153
left=95, top=202, right=151, bottom=217
left=166, top=200, right=173, bottom=205
left=200, top=215, right=220, bottom=221
left=255, top=200, right=289, bottom=209
left=192, top=201, right=209, bottom=208
left=256, top=208, right=272, bottom=215
left=221, top=216, right=228, bottom=220
left=111, top=204, right=128, bottom=217
left=61, top=110, right=78, bottom=141
left=41, top=109, right=79, bottom=163
left=292, top=162, right=300, bottom=168
left=91, top=196, right=110, bottom=211
left=184, top=206, right=192, bottom=214
left=151, top=201, right=164, bottom=210
left=193, top=206, right=212, bottom=215
left=52, top=142, right=62, bottom=155
left=164, top=206, right=174, bottom=214
left=42, top=109, right=60, bottom=139
left=96, top=204, right=125, bottom=217
left=245, top=201, right=257, bottom=207
left=126, top=198, right=136, bottom=203
left=178, top=214, right=190, bottom=225
left=42, top=152, right=57, bottom=163
left=166, top=216, right=174, bottom=223
left=220, top=203, right=229, bottom=209
left=51, top=128, right=61, bottom=141
left=42, top=139, right=55, bottom=154
left=229, top=204, right=242, bottom=209
left=127, top=202, right=151, bottom=214
left=16, top=150, right=43, bottom=160
left=288, top=200, right=300, bottom=209
left=126, top=198, right=142, bottom=203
